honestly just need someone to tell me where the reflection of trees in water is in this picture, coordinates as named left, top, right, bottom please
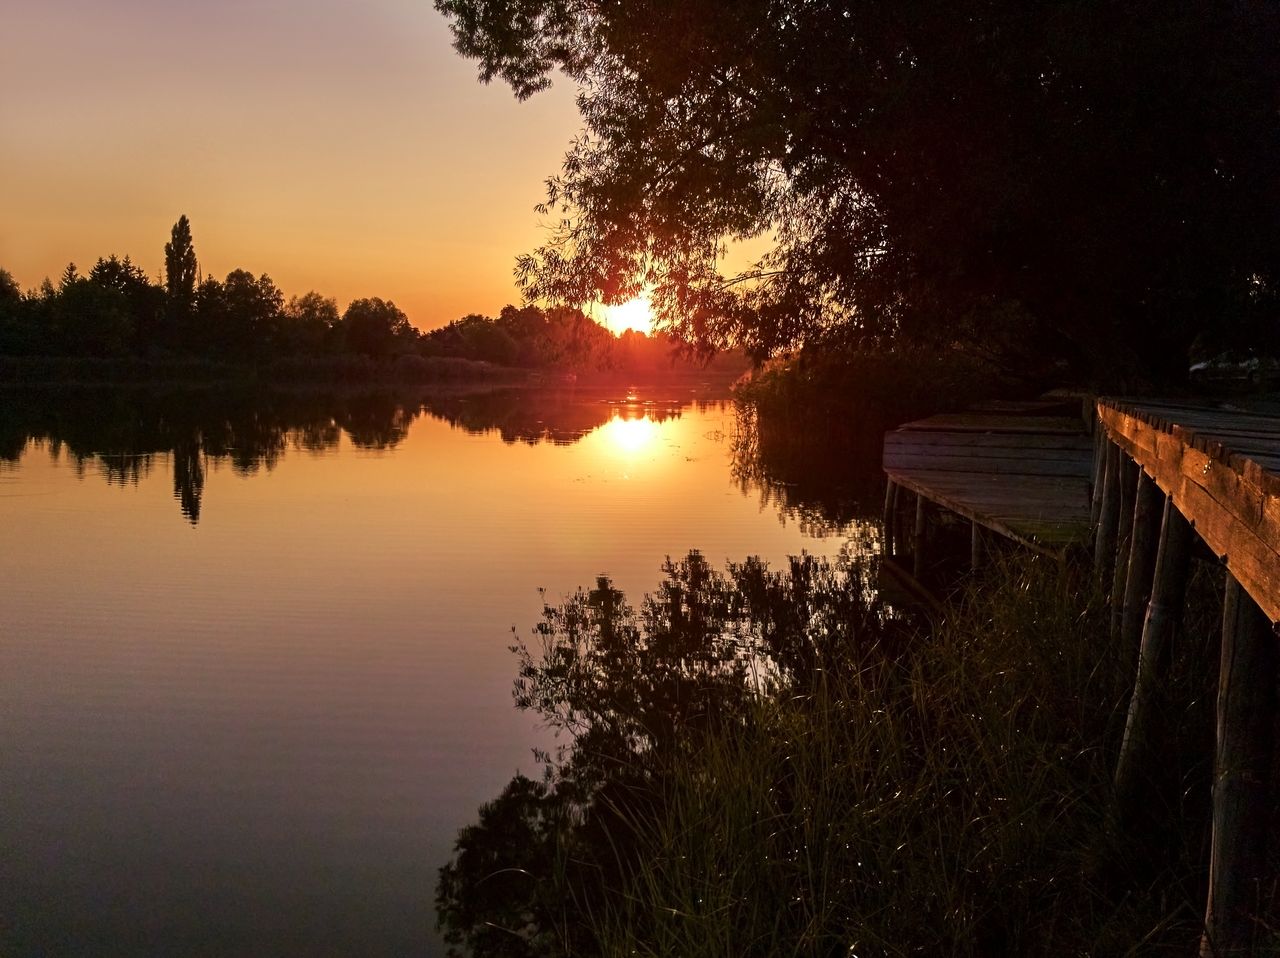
left=437, top=550, right=910, bottom=957
left=730, top=399, right=889, bottom=539
left=0, top=388, right=426, bottom=525
left=421, top=388, right=693, bottom=445
left=3, top=386, right=880, bottom=536
left=0, top=387, right=726, bottom=525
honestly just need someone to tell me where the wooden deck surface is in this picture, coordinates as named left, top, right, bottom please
left=883, top=411, right=1095, bottom=554
left=1096, top=397, right=1280, bottom=624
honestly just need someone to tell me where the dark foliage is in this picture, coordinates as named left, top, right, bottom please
left=437, top=550, right=908, bottom=957
left=437, top=0, right=1280, bottom=384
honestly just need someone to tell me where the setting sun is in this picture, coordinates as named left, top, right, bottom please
left=602, top=297, right=654, bottom=336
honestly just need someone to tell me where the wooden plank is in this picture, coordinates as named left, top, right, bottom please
left=898, top=414, right=1085, bottom=435
left=884, top=444, right=1094, bottom=462
left=886, top=471, right=1083, bottom=555
left=883, top=431, right=1092, bottom=450
left=880, top=448, right=1100, bottom=468
left=966, top=399, right=1081, bottom=415
left=881, top=453, right=1092, bottom=477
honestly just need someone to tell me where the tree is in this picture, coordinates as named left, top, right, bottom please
left=53, top=279, right=133, bottom=357
left=88, top=255, right=165, bottom=353
left=0, top=268, right=34, bottom=355
left=341, top=297, right=415, bottom=359
left=436, top=1, right=1280, bottom=384
left=164, top=214, right=199, bottom=338
left=282, top=291, right=341, bottom=354
left=215, top=269, right=285, bottom=358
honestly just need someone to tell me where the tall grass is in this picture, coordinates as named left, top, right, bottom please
left=589, top=555, right=1214, bottom=957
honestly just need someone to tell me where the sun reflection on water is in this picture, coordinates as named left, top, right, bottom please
left=603, top=413, right=659, bottom=454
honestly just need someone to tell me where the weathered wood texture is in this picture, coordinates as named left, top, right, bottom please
left=1111, top=457, right=1138, bottom=636
left=1094, top=441, right=1121, bottom=585
left=1113, top=498, right=1192, bottom=821
left=1200, top=578, right=1277, bottom=957
left=898, top=413, right=1085, bottom=435
left=882, top=417, right=1094, bottom=556
left=1097, top=399, right=1280, bottom=624
left=1119, top=471, right=1164, bottom=658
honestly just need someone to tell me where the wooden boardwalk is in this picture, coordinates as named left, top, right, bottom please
left=882, top=405, right=1094, bottom=557
left=882, top=394, right=1280, bottom=957
left=1097, top=398, right=1280, bottom=623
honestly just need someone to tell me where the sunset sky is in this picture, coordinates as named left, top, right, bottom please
left=1, top=0, right=584, bottom=331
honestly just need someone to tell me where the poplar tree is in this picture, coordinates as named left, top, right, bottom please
left=163, top=215, right=199, bottom=345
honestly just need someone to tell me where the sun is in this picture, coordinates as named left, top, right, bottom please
left=602, top=296, right=654, bottom=335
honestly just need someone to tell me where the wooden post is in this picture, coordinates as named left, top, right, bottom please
left=1113, top=497, right=1192, bottom=820
left=1094, top=441, right=1120, bottom=589
left=1200, top=578, right=1278, bottom=957
left=970, top=520, right=983, bottom=573
left=1090, top=418, right=1106, bottom=529
left=913, top=494, right=928, bottom=580
left=1111, top=457, right=1138, bottom=638
left=883, top=480, right=897, bottom=557
left=1120, top=470, right=1163, bottom=659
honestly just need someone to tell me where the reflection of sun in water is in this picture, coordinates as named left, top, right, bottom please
left=604, top=414, right=658, bottom=454
left=602, top=297, right=654, bottom=335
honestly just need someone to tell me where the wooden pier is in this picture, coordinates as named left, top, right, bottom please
left=882, top=399, right=1094, bottom=567
left=882, top=396, right=1280, bottom=956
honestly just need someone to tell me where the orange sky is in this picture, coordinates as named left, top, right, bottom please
left=0, top=1, right=584, bottom=331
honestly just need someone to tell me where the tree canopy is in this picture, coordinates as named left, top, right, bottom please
left=436, top=0, right=1280, bottom=383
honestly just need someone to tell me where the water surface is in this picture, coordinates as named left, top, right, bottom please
left=0, top=385, right=874, bottom=955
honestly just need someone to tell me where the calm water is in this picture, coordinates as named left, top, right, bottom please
left=0, top=385, right=876, bottom=956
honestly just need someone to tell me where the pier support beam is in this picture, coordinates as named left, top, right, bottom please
left=1120, top=471, right=1163, bottom=659
left=1113, top=497, right=1192, bottom=820
left=1200, top=578, right=1278, bottom=957
left=883, top=480, right=897, bottom=557
left=1111, top=457, right=1138, bottom=638
left=970, top=520, right=983, bottom=573
left=1094, top=441, right=1121, bottom=589
left=913, top=495, right=928, bottom=580
left=1091, top=423, right=1106, bottom=528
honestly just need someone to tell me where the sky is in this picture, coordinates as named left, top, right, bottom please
left=1, top=0, right=585, bottom=331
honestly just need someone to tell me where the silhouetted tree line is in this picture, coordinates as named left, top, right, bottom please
left=0, top=216, right=732, bottom=375
left=0, top=217, right=422, bottom=364
left=419, top=304, right=744, bottom=373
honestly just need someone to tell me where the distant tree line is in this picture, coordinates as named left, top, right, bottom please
left=420, top=303, right=701, bottom=373
left=0, top=216, right=711, bottom=374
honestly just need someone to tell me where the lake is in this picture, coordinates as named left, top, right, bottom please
left=0, top=384, right=879, bottom=955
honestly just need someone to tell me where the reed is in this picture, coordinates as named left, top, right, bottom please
left=588, top=555, right=1217, bottom=956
